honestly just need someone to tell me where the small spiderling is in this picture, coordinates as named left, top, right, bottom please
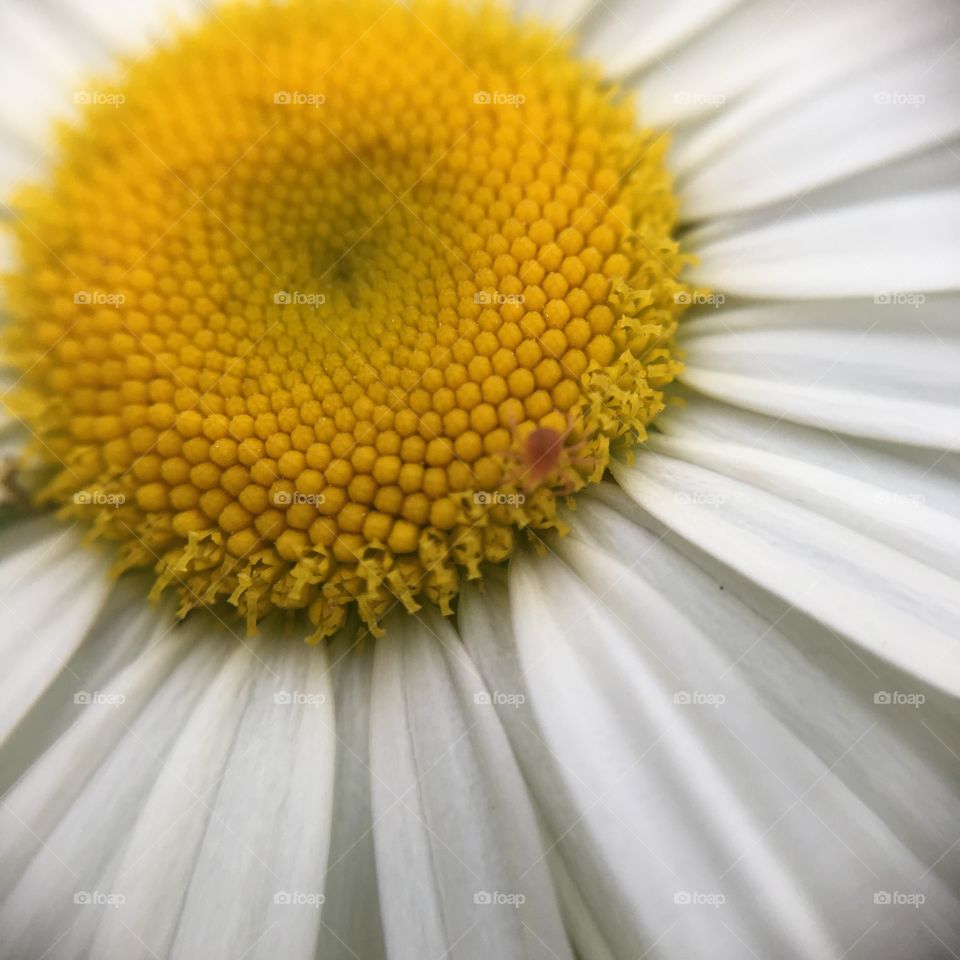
left=503, top=414, right=601, bottom=496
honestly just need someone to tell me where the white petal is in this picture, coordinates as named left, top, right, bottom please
left=679, top=138, right=960, bottom=245
left=564, top=488, right=960, bottom=883
left=0, top=613, right=227, bottom=954
left=644, top=423, right=960, bottom=578
left=0, top=0, right=202, bottom=182
left=513, top=0, right=592, bottom=32
left=84, top=640, right=272, bottom=959
left=654, top=386, right=960, bottom=521
left=1, top=571, right=180, bottom=793
left=2, top=615, right=337, bottom=960
left=578, top=0, right=743, bottom=79
left=448, top=574, right=617, bottom=953
left=316, top=632, right=386, bottom=960
left=461, top=519, right=960, bottom=958
left=676, top=364, right=958, bottom=449
left=0, top=3, right=91, bottom=150
left=161, top=637, right=336, bottom=960
left=0, top=518, right=112, bottom=745
left=677, top=295, right=960, bottom=447
left=688, top=192, right=960, bottom=298
left=567, top=490, right=960, bottom=872
left=611, top=453, right=960, bottom=696
left=546, top=851, right=618, bottom=960
left=469, top=559, right=829, bottom=958
left=677, top=41, right=960, bottom=219
left=632, top=0, right=949, bottom=129
left=369, top=611, right=573, bottom=960
left=47, top=0, right=201, bottom=53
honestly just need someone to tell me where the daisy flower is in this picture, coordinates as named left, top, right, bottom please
left=1, top=0, right=959, bottom=957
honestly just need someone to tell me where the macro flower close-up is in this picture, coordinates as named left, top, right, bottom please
left=1, top=0, right=959, bottom=957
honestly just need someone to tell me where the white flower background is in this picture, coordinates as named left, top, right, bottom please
left=1, top=0, right=959, bottom=958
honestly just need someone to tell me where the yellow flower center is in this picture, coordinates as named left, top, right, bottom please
left=3, top=0, right=691, bottom=641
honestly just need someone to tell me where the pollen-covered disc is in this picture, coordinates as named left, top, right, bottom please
left=3, top=0, right=693, bottom=640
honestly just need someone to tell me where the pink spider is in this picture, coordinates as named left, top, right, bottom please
left=502, top=414, right=600, bottom=496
